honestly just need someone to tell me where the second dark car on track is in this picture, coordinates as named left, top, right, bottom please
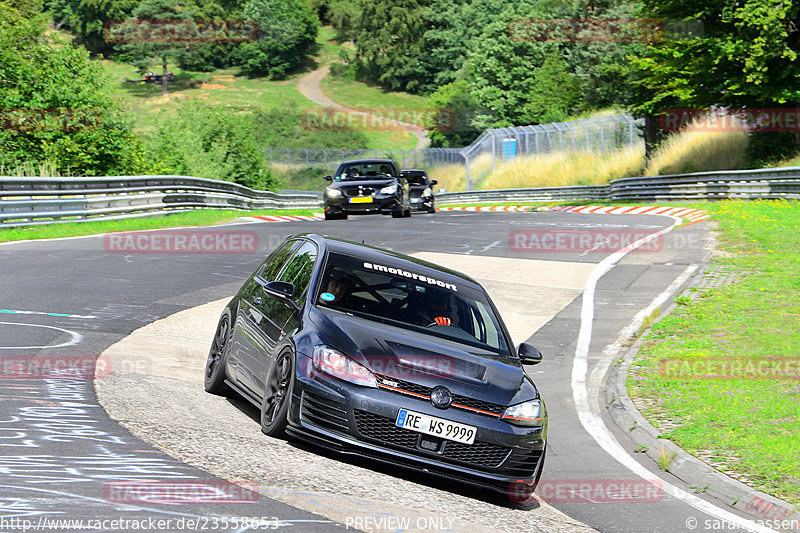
left=205, top=234, right=547, bottom=503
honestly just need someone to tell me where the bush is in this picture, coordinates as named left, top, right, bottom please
left=0, top=5, right=144, bottom=175
left=237, top=0, right=319, bottom=79
left=145, top=101, right=276, bottom=190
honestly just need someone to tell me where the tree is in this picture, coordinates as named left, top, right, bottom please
left=237, top=0, right=319, bottom=79
left=113, top=0, right=193, bottom=94
left=146, top=101, right=276, bottom=189
left=628, top=0, right=800, bottom=159
left=50, top=0, right=139, bottom=54
left=352, top=0, right=431, bottom=92
left=428, top=80, right=483, bottom=147
left=0, top=3, right=143, bottom=175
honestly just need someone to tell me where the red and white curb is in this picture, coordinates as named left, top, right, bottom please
left=550, top=205, right=709, bottom=223
left=438, top=206, right=534, bottom=212
left=240, top=214, right=324, bottom=223
left=238, top=205, right=710, bottom=224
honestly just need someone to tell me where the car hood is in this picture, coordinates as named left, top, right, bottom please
left=327, top=179, right=395, bottom=190
left=309, top=307, right=537, bottom=406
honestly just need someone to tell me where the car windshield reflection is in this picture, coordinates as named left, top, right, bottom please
left=316, top=252, right=510, bottom=356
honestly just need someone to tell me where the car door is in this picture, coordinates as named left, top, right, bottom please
left=231, top=240, right=300, bottom=397
left=250, top=240, right=319, bottom=399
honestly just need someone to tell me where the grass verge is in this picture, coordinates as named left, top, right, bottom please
left=628, top=199, right=800, bottom=504
left=0, top=209, right=319, bottom=243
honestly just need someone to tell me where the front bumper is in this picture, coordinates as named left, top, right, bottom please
left=287, top=354, right=546, bottom=494
left=410, top=196, right=435, bottom=211
left=325, top=195, right=402, bottom=215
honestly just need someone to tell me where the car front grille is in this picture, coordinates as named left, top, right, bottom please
left=353, top=410, right=512, bottom=469
left=374, top=375, right=506, bottom=417
left=342, top=186, right=376, bottom=197
left=301, top=390, right=350, bottom=433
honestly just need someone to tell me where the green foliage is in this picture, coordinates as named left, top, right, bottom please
left=353, top=0, right=431, bottom=92
left=0, top=4, right=144, bottom=175
left=237, top=0, right=320, bottom=79
left=145, top=101, right=276, bottom=189
left=114, top=0, right=192, bottom=93
left=249, top=105, right=370, bottom=148
left=173, top=0, right=248, bottom=71
left=427, top=80, right=482, bottom=147
left=523, top=55, right=582, bottom=124
left=629, top=0, right=800, bottom=161
left=50, top=0, right=139, bottom=53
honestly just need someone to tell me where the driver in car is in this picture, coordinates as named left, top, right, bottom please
left=418, top=288, right=458, bottom=327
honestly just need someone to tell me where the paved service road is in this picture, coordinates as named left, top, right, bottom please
left=0, top=211, right=772, bottom=532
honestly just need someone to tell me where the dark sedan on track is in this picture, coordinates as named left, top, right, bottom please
left=322, top=159, right=411, bottom=220
left=400, top=169, right=437, bottom=213
left=205, top=234, right=547, bottom=502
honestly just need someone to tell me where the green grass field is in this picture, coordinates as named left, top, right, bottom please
left=0, top=209, right=318, bottom=243
left=99, top=26, right=421, bottom=150
left=628, top=200, right=800, bottom=504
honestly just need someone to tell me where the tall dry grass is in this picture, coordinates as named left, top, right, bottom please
left=0, top=161, right=66, bottom=177
left=481, top=145, right=645, bottom=190
left=644, top=124, right=748, bottom=176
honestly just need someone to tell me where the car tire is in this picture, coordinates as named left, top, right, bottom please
left=260, top=349, right=294, bottom=438
left=204, top=314, right=232, bottom=395
left=324, top=212, right=335, bottom=220
left=404, top=207, right=412, bottom=217
left=391, top=209, right=403, bottom=218
left=427, top=205, right=436, bottom=214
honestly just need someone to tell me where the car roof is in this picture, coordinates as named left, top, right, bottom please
left=400, top=169, right=427, bottom=174
left=337, top=159, right=397, bottom=166
left=297, top=234, right=482, bottom=288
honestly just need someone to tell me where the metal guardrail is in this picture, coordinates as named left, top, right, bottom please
left=437, top=167, right=800, bottom=205
left=2, top=167, right=798, bottom=227
left=0, top=176, right=322, bottom=227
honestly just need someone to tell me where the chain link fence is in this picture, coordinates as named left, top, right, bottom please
left=265, top=114, right=643, bottom=191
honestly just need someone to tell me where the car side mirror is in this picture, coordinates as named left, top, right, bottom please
left=263, top=281, right=297, bottom=309
left=517, top=343, right=543, bottom=365
left=323, top=175, right=332, bottom=181
left=430, top=180, right=438, bottom=186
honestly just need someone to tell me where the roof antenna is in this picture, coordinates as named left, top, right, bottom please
left=362, top=240, right=365, bottom=244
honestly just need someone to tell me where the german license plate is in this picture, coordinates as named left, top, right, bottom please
left=395, top=409, right=476, bottom=444
left=349, top=196, right=373, bottom=204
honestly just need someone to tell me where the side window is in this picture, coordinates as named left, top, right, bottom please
left=277, top=241, right=318, bottom=302
left=259, top=241, right=301, bottom=281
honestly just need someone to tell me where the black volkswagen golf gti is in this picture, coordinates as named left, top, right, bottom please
left=205, top=234, right=547, bottom=501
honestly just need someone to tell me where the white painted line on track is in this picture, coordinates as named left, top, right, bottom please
left=0, top=308, right=97, bottom=319
left=0, top=322, right=82, bottom=349
left=571, top=218, right=776, bottom=533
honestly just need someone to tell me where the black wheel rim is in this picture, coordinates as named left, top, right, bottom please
left=263, top=354, right=291, bottom=425
left=206, top=318, right=228, bottom=378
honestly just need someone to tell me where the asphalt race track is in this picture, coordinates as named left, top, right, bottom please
left=0, top=211, right=774, bottom=532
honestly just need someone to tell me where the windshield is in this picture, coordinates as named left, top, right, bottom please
left=333, top=162, right=396, bottom=181
left=316, top=252, right=511, bottom=356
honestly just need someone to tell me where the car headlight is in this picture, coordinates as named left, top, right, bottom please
left=379, top=184, right=397, bottom=195
left=312, top=345, right=377, bottom=387
left=422, top=187, right=432, bottom=197
left=325, top=188, right=342, bottom=198
left=502, top=399, right=545, bottom=426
